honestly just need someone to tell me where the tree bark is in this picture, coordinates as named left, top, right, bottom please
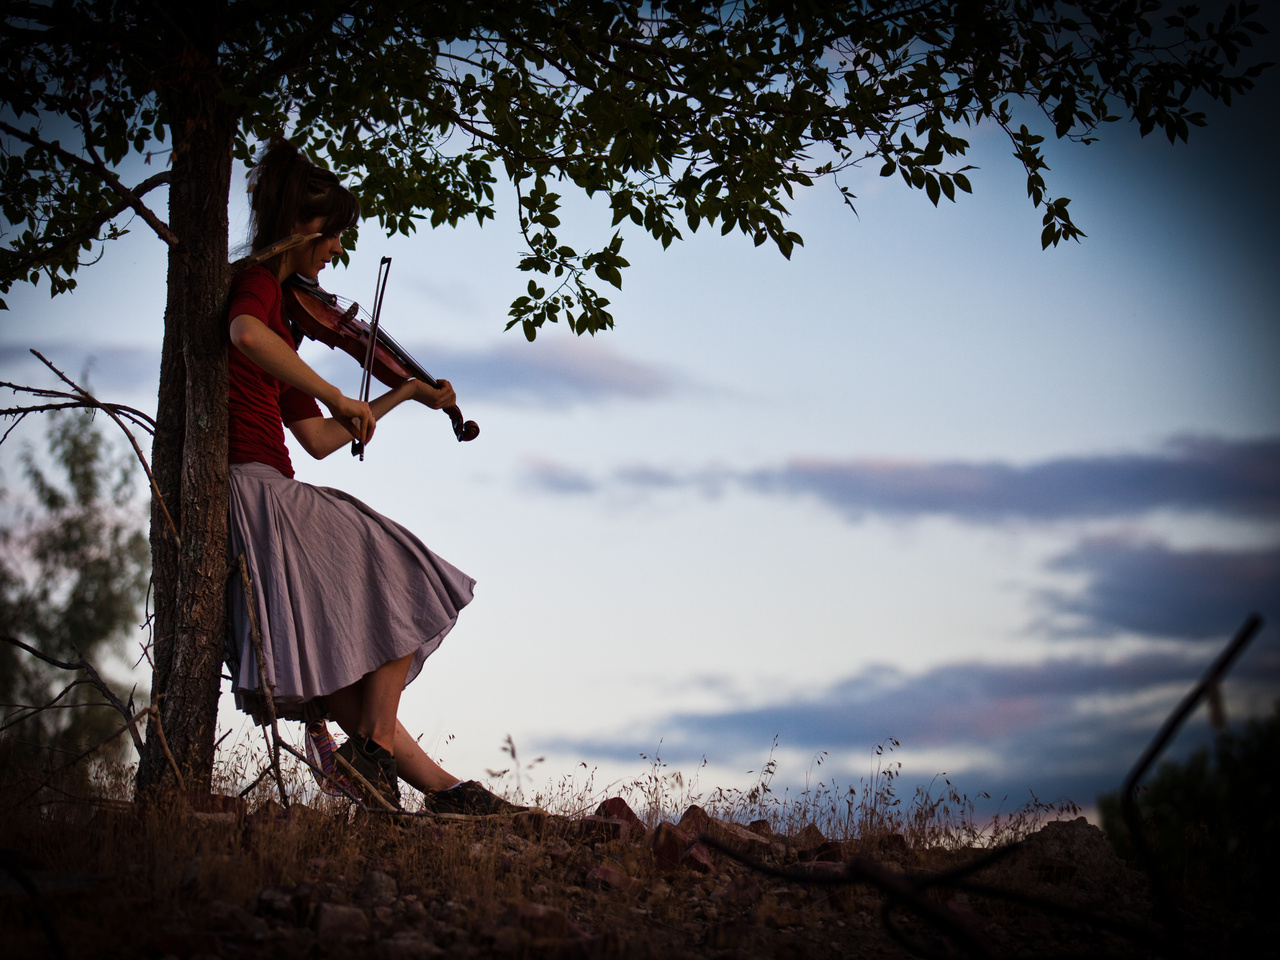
left=137, top=75, right=236, bottom=793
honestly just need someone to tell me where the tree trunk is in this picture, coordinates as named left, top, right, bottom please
left=137, top=85, right=236, bottom=793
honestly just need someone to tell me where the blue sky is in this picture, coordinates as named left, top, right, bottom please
left=2, top=37, right=1278, bottom=818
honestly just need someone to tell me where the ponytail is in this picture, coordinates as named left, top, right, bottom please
left=246, top=137, right=360, bottom=271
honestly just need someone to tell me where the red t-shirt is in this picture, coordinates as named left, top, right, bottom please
left=227, top=266, right=323, bottom=478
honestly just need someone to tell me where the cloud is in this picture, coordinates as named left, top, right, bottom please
left=1044, top=538, right=1280, bottom=639
left=543, top=644, right=1280, bottom=810
left=404, top=340, right=680, bottom=408
left=523, top=458, right=599, bottom=494
left=0, top=345, right=160, bottom=401
left=744, top=436, right=1280, bottom=521
left=4, top=337, right=681, bottom=412
left=525, top=436, right=1280, bottom=520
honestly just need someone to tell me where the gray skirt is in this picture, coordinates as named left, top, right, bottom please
left=226, top=462, right=476, bottom=723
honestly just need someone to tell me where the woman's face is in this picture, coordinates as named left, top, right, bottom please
left=288, top=217, right=344, bottom=279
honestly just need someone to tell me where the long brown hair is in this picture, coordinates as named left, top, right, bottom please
left=246, top=137, right=360, bottom=273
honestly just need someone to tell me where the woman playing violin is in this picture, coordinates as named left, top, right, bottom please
left=226, top=137, right=517, bottom=815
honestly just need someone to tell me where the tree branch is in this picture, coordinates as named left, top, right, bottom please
left=0, top=635, right=145, bottom=755
left=0, top=120, right=177, bottom=247
left=0, top=170, right=170, bottom=284
left=24, top=351, right=180, bottom=546
left=238, top=1, right=362, bottom=103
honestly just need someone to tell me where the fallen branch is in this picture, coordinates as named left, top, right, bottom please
left=232, top=553, right=288, bottom=809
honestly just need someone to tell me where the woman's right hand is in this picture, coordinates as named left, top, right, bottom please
left=326, top=394, right=376, bottom=445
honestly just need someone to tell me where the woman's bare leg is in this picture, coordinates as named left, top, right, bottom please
left=324, top=653, right=414, bottom=753
left=391, top=721, right=460, bottom=793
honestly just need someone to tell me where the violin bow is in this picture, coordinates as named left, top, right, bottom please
left=352, top=256, right=393, bottom=460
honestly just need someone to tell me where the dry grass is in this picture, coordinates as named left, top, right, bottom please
left=0, top=732, right=1196, bottom=960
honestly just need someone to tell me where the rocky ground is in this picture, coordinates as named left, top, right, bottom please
left=0, top=793, right=1272, bottom=959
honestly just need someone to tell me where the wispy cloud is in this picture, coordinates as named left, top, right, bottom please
left=525, top=436, right=1280, bottom=520
left=1043, top=538, right=1280, bottom=639
left=544, top=644, right=1280, bottom=808
left=4, top=338, right=685, bottom=411
left=401, top=340, right=681, bottom=408
left=0, top=345, right=160, bottom=400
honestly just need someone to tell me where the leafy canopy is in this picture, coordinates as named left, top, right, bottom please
left=0, top=1, right=1270, bottom=336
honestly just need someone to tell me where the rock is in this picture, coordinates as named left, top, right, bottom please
left=206, top=899, right=267, bottom=936
left=1001, top=816, right=1149, bottom=908
left=790, top=823, right=826, bottom=850
left=376, top=933, right=444, bottom=959
left=756, top=898, right=804, bottom=929
left=683, top=842, right=716, bottom=875
left=304, top=857, right=337, bottom=880
left=507, top=901, right=584, bottom=939
left=179, top=855, right=245, bottom=899
left=571, top=815, right=627, bottom=843
left=588, top=865, right=637, bottom=892
left=357, top=870, right=399, bottom=904
left=595, top=797, right=648, bottom=840
left=747, top=819, right=773, bottom=837
left=652, top=822, right=692, bottom=872
left=677, top=805, right=712, bottom=837
left=717, top=875, right=763, bottom=908
left=257, top=885, right=299, bottom=922
left=795, top=860, right=849, bottom=877
left=807, top=840, right=850, bottom=862
left=313, top=902, right=371, bottom=941
left=1037, top=856, right=1078, bottom=884
left=715, top=821, right=774, bottom=856
left=675, top=805, right=771, bottom=857
left=401, top=897, right=428, bottom=923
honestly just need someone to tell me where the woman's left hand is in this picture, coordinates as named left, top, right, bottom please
left=411, top=378, right=457, bottom=410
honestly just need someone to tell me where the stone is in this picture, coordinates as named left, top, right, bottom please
left=652, top=822, right=692, bottom=872
left=508, top=902, right=584, bottom=939
left=588, top=866, right=637, bottom=892
left=756, top=899, right=804, bottom=929
left=677, top=805, right=712, bottom=837
left=683, top=842, right=716, bottom=875
left=571, top=815, right=627, bottom=843
left=806, top=839, right=852, bottom=862
left=790, top=823, right=826, bottom=850
left=716, top=821, right=774, bottom=855
left=257, top=885, right=298, bottom=922
left=206, top=899, right=267, bottom=936
left=313, top=902, right=371, bottom=941
left=179, top=855, right=245, bottom=899
left=376, top=933, right=445, bottom=960
left=747, top=819, right=773, bottom=837
left=716, top=875, right=763, bottom=908
left=357, top=870, right=399, bottom=904
left=595, top=797, right=648, bottom=840
left=1001, top=816, right=1149, bottom=909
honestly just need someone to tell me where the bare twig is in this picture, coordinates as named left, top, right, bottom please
left=148, top=700, right=184, bottom=791
left=0, top=635, right=144, bottom=755
left=233, top=553, right=289, bottom=809
left=8, top=706, right=153, bottom=811
left=0, top=678, right=96, bottom=735
left=24, top=351, right=179, bottom=546
left=1121, top=613, right=1264, bottom=935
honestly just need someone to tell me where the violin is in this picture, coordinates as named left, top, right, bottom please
left=281, top=268, right=479, bottom=446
